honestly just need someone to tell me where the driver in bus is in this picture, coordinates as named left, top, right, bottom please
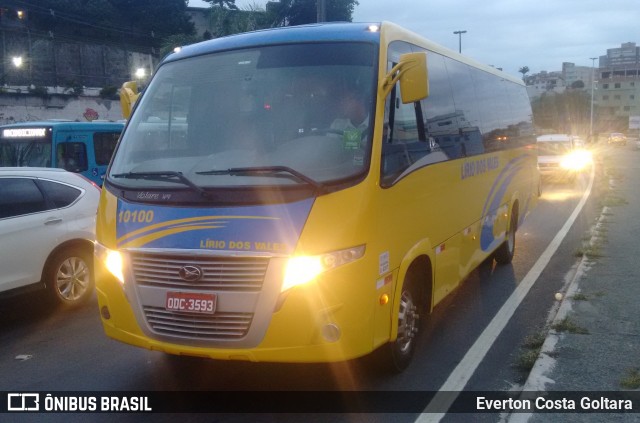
left=56, top=145, right=77, bottom=171
left=329, top=87, right=370, bottom=150
left=330, top=87, right=369, bottom=132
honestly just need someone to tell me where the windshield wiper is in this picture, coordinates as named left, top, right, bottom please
left=196, top=166, right=326, bottom=193
left=111, top=171, right=210, bottom=198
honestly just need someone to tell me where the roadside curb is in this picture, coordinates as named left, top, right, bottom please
left=503, top=253, right=590, bottom=423
left=524, top=190, right=610, bottom=386
left=504, top=177, right=609, bottom=423
left=522, top=251, right=590, bottom=390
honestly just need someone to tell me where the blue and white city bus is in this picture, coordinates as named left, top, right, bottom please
left=0, top=120, right=124, bottom=185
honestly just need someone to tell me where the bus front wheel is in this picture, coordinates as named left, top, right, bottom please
left=381, top=277, right=422, bottom=373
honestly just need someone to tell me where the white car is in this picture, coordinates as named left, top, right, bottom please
left=537, top=134, right=591, bottom=179
left=0, top=168, right=101, bottom=307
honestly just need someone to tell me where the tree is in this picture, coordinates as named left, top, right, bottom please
left=205, top=0, right=239, bottom=9
left=269, top=0, right=359, bottom=27
left=159, top=34, right=200, bottom=59
left=570, top=80, right=585, bottom=89
left=531, top=90, right=593, bottom=135
left=197, top=0, right=358, bottom=39
left=206, top=6, right=269, bottom=38
left=518, top=66, right=530, bottom=82
left=111, top=0, right=195, bottom=40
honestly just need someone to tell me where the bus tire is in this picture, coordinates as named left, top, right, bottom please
left=45, top=247, right=94, bottom=308
left=383, top=276, right=422, bottom=373
left=495, top=207, right=518, bottom=265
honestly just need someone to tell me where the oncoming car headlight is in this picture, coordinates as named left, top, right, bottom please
left=561, top=150, right=592, bottom=171
left=281, top=245, right=366, bottom=292
left=94, top=242, right=125, bottom=284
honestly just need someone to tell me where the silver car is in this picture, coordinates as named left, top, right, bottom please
left=607, top=132, right=627, bottom=146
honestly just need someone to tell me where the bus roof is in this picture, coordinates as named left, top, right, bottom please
left=0, top=121, right=125, bottom=130
left=162, top=21, right=523, bottom=85
left=164, top=22, right=383, bottom=64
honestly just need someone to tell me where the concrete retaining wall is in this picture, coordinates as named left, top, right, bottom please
left=0, top=94, right=124, bottom=124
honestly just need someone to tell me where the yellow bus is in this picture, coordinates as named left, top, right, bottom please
left=95, top=22, right=539, bottom=372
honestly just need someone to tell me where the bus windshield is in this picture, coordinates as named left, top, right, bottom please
left=0, top=128, right=52, bottom=167
left=108, top=42, right=376, bottom=190
left=538, top=141, right=572, bottom=156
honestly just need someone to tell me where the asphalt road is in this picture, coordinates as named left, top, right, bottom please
left=0, top=160, right=601, bottom=423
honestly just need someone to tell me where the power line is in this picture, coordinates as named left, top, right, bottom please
left=1, top=25, right=155, bottom=53
left=4, top=0, right=161, bottom=41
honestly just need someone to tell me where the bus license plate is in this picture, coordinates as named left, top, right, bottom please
left=166, top=292, right=216, bottom=314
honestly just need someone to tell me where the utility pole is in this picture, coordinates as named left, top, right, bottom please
left=453, top=30, right=467, bottom=53
left=590, top=57, right=597, bottom=141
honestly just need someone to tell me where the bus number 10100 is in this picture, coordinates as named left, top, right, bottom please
left=118, top=210, right=154, bottom=223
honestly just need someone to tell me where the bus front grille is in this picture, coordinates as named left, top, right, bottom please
left=143, top=306, right=253, bottom=340
left=130, top=253, right=269, bottom=292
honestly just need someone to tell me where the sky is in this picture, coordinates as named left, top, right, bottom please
left=187, top=0, right=639, bottom=78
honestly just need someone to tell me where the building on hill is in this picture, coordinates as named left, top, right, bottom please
left=562, top=62, right=595, bottom=89
left=596, top=42, right=640, bottom=130
left=525, top=70, right=565, bottom=99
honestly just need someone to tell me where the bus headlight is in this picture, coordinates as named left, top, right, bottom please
left=281, top=245, right=365, bottom=292
left=94, top=242, right=125, bottom=284
left=561, top=150, right=592, bottom=171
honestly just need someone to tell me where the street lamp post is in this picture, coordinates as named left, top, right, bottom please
left=135, top=68, right=147, bottom=80
left=453, top=30, right=467, bottom=53
left=12, top=56, right=24, bottom=69
left=590, top=57, right=597, bottom=141
left=1, top=56, right=24, bottom=86
left=317, top=0, right=326, bottom=22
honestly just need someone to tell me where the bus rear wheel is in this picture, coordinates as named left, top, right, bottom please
left=495, top=207, right=518, bottom=264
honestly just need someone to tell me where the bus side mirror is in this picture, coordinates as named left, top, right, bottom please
left=381, top=52, right=429, bottom=103
left=120, top=81, right=140, bottom=119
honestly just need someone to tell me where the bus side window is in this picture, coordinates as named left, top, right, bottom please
left=382, top=43, right=460, bottom=186
left=56, top=143, right=88, bottom=172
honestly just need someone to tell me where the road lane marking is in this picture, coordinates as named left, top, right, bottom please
left=415, top=166, right=595, bottom=422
